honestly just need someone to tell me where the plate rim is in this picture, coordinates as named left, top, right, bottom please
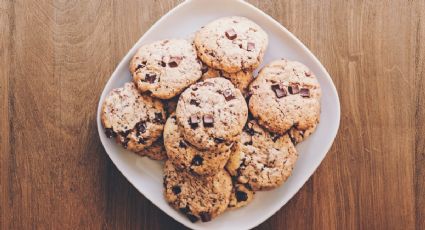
left=96, top=0, right=341, bottom=229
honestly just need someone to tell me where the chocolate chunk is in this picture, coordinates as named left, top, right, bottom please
left=236, top=190, right=248, bottom=202
left=189, top=115, right=200, bottom=129
left=179, top=140, right=187, bottom=148
left=142, top=61, right=147, bottom=65
left=192, top=155, right=203, bottom=166
left=145, top=73, right=157, bottom=83
left=288, top=84, right=300, bottom=94
left=199, top=212, right=212, bottom=222
left=135, top=122, right=146, bottom=133
left=104, top=128, right=116, bottom=138
left=214, top=137, right=225, bottom=144
left=190, top=99, right=200, bottom=106
left=135, top=64, right=145, bottom=71
left=203, top=115, right=214, bottom=127
left=223, top=89, right=235, bottom=101
left=247, top=42, right=255, bottom=51
left=171, top=186, right=181, bottom=195
left=201, top=64, right=209, bottom=74
left=305, top=71, right=312, bottom=77
left=192, top=86, right=198, bottom=91
left=271, top=84, right=287, bottom=98
left=244, top=141, right=253, bottom=145
left=119, top=130, right=131, bottom=137
left=160, top=61, right=166, bottom=67
left=225, top=29, right=237, bottom=40
left=154, top=112, right=165, bottom=124
left=179, top=207, right=190, bottom=214
left=300, top=88, right=310, bottom=97
left=186, top=214, right=199, bottom=223
left=138, top=138, right=146, bottom=144
left=122, top=137, right=130, bottom=149
left=168, top=56, right=182, bottom=67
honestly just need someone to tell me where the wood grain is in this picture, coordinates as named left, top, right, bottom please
left=0, top=0, right=423, bottom=229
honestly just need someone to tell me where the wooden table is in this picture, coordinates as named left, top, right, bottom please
left=1, top=0, right=424, bottom=229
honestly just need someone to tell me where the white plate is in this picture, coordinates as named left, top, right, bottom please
left=96, top=0, right=340, bottom=229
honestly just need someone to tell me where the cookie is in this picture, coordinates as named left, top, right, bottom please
left=130, top=39, right=202, bottom=99
left=101, top=82, right=166, bottom=152
left=228, top=183, right=254, bottom=209
left=200, top=62, right=254, bottom=97
left=248, top=59, right=321, bottom=136
left=163, top=115, right=232, bottom=176
left=176, top=78, right=248, bottom=151
left=136, top=136, right=167, bottom=161
left=235, top=120, right=298, bottom=191
left=163, top=160, right=232, bottom=222
left=194, top=16, right=268, bottom=73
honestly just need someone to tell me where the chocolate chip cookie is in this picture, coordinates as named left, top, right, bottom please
left=200, top=62, right=254, bottom=97
left=176, top=78, right=248, bottom=151
left=101, top=82, right=166, bottom=152
left=235, top=120, right=298, bottom=191
left=249, top=59, right=321, bottom=136
left=130, top=39, right=202, bottom=99
left=163, top=160, right=232, bottom=222
left=194, top=16, right=268, bottom=73
left=163, top=115, right=232, bottom=176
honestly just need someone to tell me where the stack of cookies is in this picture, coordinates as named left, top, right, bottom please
left=101, top=16, right=322, bottom=223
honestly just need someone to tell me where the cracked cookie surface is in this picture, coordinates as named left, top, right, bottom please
left=176, top=78, right=248, bottom=151
left=101, top=82, right=166, bottom=152
left=163, top=160, right=232, bottom=223
left=130, top=39, right=202, bottom=99
left=194, top=16, right=268, bottom=73
left=249, top=59, right=321, bottom=137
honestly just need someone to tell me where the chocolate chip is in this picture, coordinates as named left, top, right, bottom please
left=138, top=138, right=146, bottom=144
left=119, top=130, right=131, bottom=137
left=168, top=56, right=182, bottom=67
left=190, top=99, right=200, bottom=106
left=154, top=112, right=164, bottom=124
left=199, top=212, right=211, bottom=222
left=186, top=214, right=199, bottom=223
left=305, top=71, right=312, bottom=77
left=203, top=114, right=214, bottom=127
left=247, top=42, right=255, bottom=51
left=244, top=141, right=253, bottom=145
left=145, top=73, right=157, bottom=83
left=135, top=121, right=146, bottom=133
left=179, top=207, right=190, bottom=214
left=192, top=86, right=198, bottom=91
left=288, top=84, right=300, bottom=94
left=189, top=115, right=200, bottom=129
left=201, top=64, right=209, bottom=74
left=142, top=61, right=147, bottom=65
left=104, top=128, right=116, bottom=138
left=225, top=29, right=237, bottom=40
left=179, top=140, right=187, bottom=148
left=160, top=61, right=166, bottom=67
left=122, top=137, right=130, bottom=149
left=236, top=191, right=248, bottom=202
left=214, top=137, right=225, bottom=144
left=192, top=155, right=203, bottom=166
left=271, top=84, right=287, bottom=98
left=171, top=186, right=181, bottom=195
left=223, top=89, right=235, bottom=101
left=135, top=64, right=145, bottom=71
left=300, top=88, right=310, bottom=97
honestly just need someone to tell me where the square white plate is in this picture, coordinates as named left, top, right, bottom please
left=96, top=0, right=340, bottom=229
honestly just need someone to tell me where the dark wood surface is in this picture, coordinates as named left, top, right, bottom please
left=1, top=0, right=424, bottom=229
